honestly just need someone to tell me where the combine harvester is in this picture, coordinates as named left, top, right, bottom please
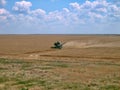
left=51, top=41, right=65, bottom=49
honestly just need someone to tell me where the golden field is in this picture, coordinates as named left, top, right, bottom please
left=0, top=35, right=120, bottom=90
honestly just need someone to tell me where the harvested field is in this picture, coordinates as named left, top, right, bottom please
left=0, top=35, right=120, bottom=90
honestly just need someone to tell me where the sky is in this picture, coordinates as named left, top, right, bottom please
left=0, top=0, right=120, bottom=34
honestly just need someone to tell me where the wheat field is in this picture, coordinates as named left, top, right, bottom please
left=0, top=35, right=120, bottom=90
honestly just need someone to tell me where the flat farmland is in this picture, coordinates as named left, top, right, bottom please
left=0, top=35, right=120, bottom=90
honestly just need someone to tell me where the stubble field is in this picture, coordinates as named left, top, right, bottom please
left=0, top=35, right=120, bottom=90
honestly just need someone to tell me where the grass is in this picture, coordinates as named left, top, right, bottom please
left=47, top=61, right=69, bottom=68
left=0, top=58, right=120, bottom=90
left=0, top=77, right=9, bottom=83
left=100, top=85, right=120, bottom=90
left=0, top=34, right=120, bottom=90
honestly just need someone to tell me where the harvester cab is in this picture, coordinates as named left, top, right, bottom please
left=51, top=41, right=63, bottom=49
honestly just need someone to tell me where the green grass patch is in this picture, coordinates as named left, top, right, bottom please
left=96, top=62, right=120, bottom=66
left=21, top=87, right=29, bottom=90
left=21, top=63, right=31, bottom=70
left=48, top=62, right=69, bottom=68
left=0, top=58, right=120, bottom=90
left=0, top=77, right=9, bottom=83
left=100, top=85, right=120, bottom=90
left=15, top=78, right=48, bottom=87
left=39, top=66, right=53, bottom=70
left=62, top=82, right=97, bottom=90
left=0, top=58, right=29, bottom=64
left=16, top=79, right=35, bottom=87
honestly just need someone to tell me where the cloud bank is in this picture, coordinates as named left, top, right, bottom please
left=0, top=0, right=120, bottom=34
left=12, top=1, right=32, bottom=13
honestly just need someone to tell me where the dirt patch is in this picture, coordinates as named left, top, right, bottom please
left=63, top=39, right=120, bottom=48
left=63, top=40, right=98, bottom=48
left=0, top=35, right=120, bottom=60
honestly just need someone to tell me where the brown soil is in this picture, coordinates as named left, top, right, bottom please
left=0, top=35, right=120, bottom=60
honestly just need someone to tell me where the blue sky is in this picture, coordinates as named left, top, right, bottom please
left=0, top=0, right=120, bottom=34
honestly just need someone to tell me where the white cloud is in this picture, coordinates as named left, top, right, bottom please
left=70, top=2, right=80, bottom=10
left=63, top=8, right=69, bottom=13
left=1, top=0, right=120, bottom=34
left=88, top=12, right=104, bottom=21
left=12, top=1, right=32, bottom=13
left=80, top=0, right=109, bottom=11
left=0, top=0, right=6, bottom=6
left=0, top=8, right=11, bottom=28
left=30, top=9, right=46, bottom=17
left=0, top=8, right=10, bottom=21
left=96, top=8, right=107, bottom=13
left=109, top=4, right=119, bottom=12
left=81, top=1, right=93, bottom=9
left=0, top=8, right=8, bottom=15
left=5, top=0, right=120, bottom=25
